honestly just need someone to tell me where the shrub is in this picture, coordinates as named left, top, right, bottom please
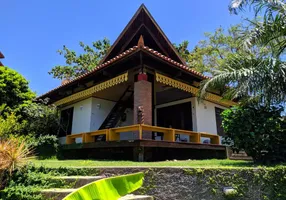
left=0, top=138, right=34, bottom=191
left=222, top=105, right=286, bottom=163
left=33, top=135, right=59, bottom=159
left=0, top=66, right=35, bottom=117
left=23, top=100, right=61, bottom=137
left=0, top=139, right=34, bottom=175
left=0, top=113, right=26, bottom=138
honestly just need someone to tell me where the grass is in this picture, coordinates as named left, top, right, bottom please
left=31, top=159, right=258, bottom=168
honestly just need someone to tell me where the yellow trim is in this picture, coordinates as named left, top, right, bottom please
left=155, top=72, right=236, bottom=107
left=55, top=72, right=128, bottom=106
left=66, top=124, right=220, bottom=145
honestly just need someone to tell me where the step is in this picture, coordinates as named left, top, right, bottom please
left=230, top=156, right=253, bottom=161
left=42, top=189, right=153, bottom=200
left=119, top=195, right=154, bottom=200
left=41, top=188, right=76, bottom=200
left=231, top=154, right=248, bottom=158
left=53, top=176, right=105, bottom=188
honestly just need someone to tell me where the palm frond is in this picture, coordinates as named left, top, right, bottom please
left=229, top=0, right=286, bottom=15
left=199, top=54, right=286, bottom=106
left=243, top=14, right=286, bottom=57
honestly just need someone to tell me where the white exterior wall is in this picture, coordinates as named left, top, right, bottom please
left=71, top=98, right=93, bottom=134
left=58, top=97, right=115, bottom=144
left=194, top=99, right=227, bottom=134
left=90, top=98, right=116, bottom=131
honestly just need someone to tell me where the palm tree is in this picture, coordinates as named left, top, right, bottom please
left=200, top=0, right=286, bottom=107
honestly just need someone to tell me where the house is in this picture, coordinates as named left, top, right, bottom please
left=39, top=4, right=236, bottom=161
left=0, top=52, right=4, bottom=66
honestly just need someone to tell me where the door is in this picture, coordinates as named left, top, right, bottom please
left=156, top=102, right=192, bottom=140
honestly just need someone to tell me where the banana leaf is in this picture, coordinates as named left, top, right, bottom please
left=63, top=172, right=144, bottom=200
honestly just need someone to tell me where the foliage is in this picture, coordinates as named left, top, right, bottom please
left=23, top=99, right=61, bottom=137
left=0, top=139, right=34, bottom=175
left=6, top=134, right=59, bottom=159
left=0, top=66, right=35, bottom=116
left=0, top=113, right=26, bottom=138
left=174, top=24, right=269, bottom=74
left=199, top=0, right=286, bottom=106
left=33, top=135, right=59, bottom=159
left=199, top=54, right=286, bottom=106
left=184, top=167, right=286, bottom=200
left=230, top=0, right=286, bottom=56
left=63, top=172, right=144, bottom=200
left=0, top=165, right=85, bottom=200
left=0, top=185, right=43, bottom=200
left=0, top=106, right=60, bottom=159
left=49, top=38, right=111, bottom=80
left=1, top=165, right=286, bottom=200
left=221, top=105, right=286, bottom=163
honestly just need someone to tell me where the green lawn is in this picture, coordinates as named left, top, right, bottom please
left=32, top=159, right=257, bottom=168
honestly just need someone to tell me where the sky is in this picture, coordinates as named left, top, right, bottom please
left=1, top=0, right=247, bottom=96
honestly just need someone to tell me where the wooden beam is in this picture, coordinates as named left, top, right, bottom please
left=119, top=24, right=144, bottom=53
left=143, top=24, right=170, bottom=57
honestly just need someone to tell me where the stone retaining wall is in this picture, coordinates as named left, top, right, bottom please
left=94, top=167, right=285, bottom=200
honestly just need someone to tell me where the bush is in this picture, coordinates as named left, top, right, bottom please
left=0, top=113, right=26, bottom=138
left=222, top=105, right=286, bottom=163
left=33, top=135, right=59, bottom=159
left=5, top=134, right=59, bottom=160
left=0, top=66, right=35, bottom=117
left=23, top=100, right=61, bottom=137
left=0, top=139, right=34, bottom=175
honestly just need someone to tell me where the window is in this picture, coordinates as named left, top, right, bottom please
left=59, top=107, right=74, bottom=137
left=215, top=107, right=225, bottom=136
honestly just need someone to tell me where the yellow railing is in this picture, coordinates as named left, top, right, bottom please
left=66, top=124, right=220, bottom=145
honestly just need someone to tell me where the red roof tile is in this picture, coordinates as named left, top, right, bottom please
left=38, top=46, right=208, bottom=99
left=141, top=46, right=209, bottom=79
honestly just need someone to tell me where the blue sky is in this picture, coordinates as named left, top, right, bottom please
left=2, top=0, right=246, bottom=95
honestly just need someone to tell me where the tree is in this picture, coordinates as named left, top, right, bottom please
left=229, top=0, right=286, bottom=57
left=49, top=38, right=111, bottom=80
left=174, top=24, right=268, bottom=74
left=199, top=0, right=286, bottom=107
left=22, top=99, right=60, bottom=137
left=222, top=104, right=286, bottom=163
left=0, top=66, right=35, bottom=116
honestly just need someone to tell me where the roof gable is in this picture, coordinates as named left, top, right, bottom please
left=0, top=52, right=4, bottom=66
left=100, top=4, right=186, bottom=65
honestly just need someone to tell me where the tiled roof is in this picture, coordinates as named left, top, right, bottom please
left=141, top=46, right=209, bottom=79
left=38, top=46, right=208, bottom=99
left=38, top=46, right=139, bottom=99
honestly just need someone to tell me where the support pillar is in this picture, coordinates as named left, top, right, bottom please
left=134, top=73, right=152, bottom=139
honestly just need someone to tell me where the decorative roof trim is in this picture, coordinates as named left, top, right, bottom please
left=54, top=72, right=128, bottom=106
left=39, top=45, right=207, bottom=100
left=155, top=72, right=236, bottom=107
left=38, top=46, right=138, bottom=99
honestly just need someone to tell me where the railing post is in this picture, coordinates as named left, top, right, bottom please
left=190, top=133, right=200, bottom=143
left=109, top=129, right=114, bottom=141
left=139, top=125, right=142, bottom=140
left=164, top=129, right=175, bottom=142
left=109, top=129, right=120, bottom=141
left=170, top=129, right=175, bottom=142
left=66, top=136, right=75, bottom=144
left=106, top=129, right=110, bottom=141
left=211, top=136, right=220, bottom=145
left=85, top=133, right=94, bottom=143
